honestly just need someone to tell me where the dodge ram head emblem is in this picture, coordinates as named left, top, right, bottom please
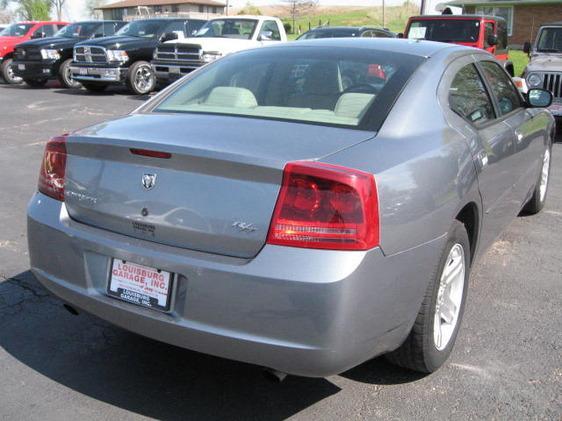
left=142, top=174, right=157, bottom=190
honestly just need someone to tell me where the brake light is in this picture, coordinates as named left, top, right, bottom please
left=130, top=148, right=172, bottom=159
left=267, top=161, right=379, bottom=250
left=38, top=135, right=67, bottom=201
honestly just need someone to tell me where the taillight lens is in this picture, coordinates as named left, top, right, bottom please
left=38, top=136, right=67, bottom=201
left=267, top=161, right=379, bottom=250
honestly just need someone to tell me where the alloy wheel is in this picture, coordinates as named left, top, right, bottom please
left=134, top=64, right=154, bottom=94
left=434, top=243, right=465, bottom=351
left=539, top=148, right=551, bottom=203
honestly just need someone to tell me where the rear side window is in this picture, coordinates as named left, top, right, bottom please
left=154, top=47, right=425, bottom=130
left=484, top=23, right=494, bottom=48
left=449, top=64, right=494, bottom=125
left=480, top=61, right=522, bottom=115
left=259, top=20, right=281, bottom=41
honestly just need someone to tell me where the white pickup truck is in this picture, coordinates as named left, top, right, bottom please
left=152, top=15, right=287, bottom=85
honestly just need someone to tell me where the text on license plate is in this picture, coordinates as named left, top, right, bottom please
left=79, top=68, right=88, bottom=75
left=18, top=64, right=25, bottom=70
left=108, top=260, right=173, bottom=311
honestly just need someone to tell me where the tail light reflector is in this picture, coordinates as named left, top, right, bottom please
left=267, top=161, right=379, bottom=250
left=38, top=135, right=67, bottom=201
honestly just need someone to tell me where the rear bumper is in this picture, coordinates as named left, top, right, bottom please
left=70, top=64, right=127, bottom=83
left=152, top=60, right=200, bottom=84
left=27, top=193, right=445, bottom=377
left=12, top=59, right=57, bottom=79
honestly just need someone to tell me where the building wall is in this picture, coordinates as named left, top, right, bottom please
left=511, top=4, right=562, bottom=45
left=464, top=4, right=562, bottom=47
left=102, top=3, right=225, bottom=21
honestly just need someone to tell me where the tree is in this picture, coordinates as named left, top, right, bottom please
left=237, top=2, right=261, bottom=16
left=17, top=0, right=52, bottom=20
left=50, top=0, right=65, bottom=20
left=282, top=0, right=318, bottom=34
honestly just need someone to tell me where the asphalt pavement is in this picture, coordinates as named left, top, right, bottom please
left=0, top=81, right=560, bottom=420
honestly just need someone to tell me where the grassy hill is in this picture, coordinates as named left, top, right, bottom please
left=235, top=3, right=529, bottom=73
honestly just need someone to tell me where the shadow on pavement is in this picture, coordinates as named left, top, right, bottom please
left=0, top=271, right=340, bottom=420
left=1, top=271, right=425, bottom=419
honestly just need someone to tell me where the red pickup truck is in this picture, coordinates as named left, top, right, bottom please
left=0, top=21, right=68, bottom=84
left=403, top=15, right=514, bottom=76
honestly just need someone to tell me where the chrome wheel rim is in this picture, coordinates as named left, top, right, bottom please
left=65, top=64, right=79, bottom=88
left=434, top=243, right=465, bottom=351
left=539, top=148, right=550, bottom=203
left=7, top=61, right=22, bottom=83
left=134, top=65, right=154, bottom=93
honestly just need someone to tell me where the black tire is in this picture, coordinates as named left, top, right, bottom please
left=57, top=58, right=81, bottom=89
left=522, top=144, right=552, bottom=215
left=23, top=78, right=48, bottom=88
left=82, top=83, right=108, bottom=93
left=1, top=58, right=22, bottom=84
left=126, top=60, right=156, bottom=95
left=386, top=221, right=471, bottom=373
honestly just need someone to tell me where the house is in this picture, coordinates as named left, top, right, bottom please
left=442, top=0, right=562, bottom=47
left=97, top=0, right=226, bottom=21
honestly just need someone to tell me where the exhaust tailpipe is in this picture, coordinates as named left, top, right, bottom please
left=63, top=303, right=79, bottom=316
left=263, top=368, right=288, bottom=383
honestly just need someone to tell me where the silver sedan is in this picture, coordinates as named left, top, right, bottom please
left=28, top=39, right=555, bottom=378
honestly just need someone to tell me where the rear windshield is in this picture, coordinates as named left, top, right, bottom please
left=298, top=29, right=357, bottom=40
left=408, top=19, right=480, bottom=43
left=116, top=20, right=164, bottom=38
left=154, top=46, right=424, bottom=130
left=537, top=27, right=562, bottom=53
left=55, top=22, right=99, bottom=38
left=0, top=23, right=33, bottom=37
left=195, top=19, right=258, bottom=40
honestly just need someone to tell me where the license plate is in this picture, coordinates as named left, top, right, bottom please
left=17, top=64, right=25, bottom=70
left=79, top=68, right=88, bottom=75
left=169, top=66, right=181, bottom=74
left=108, top=260, right=173, bottom=311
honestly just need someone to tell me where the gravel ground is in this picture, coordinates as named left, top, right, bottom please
left=0, top=81, right=560, bottom=420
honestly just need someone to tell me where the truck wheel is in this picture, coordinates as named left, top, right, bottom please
left=57, top=58, right=81, bottom=89
left=82, top=83, right=108, bottom=93
left=23, top=78, right=48, bottom=88
left=1, top=58, right=23, bottom=84
left=126, top=61, right=156, bottom=95
left=386, top=221, right=470, bottom=373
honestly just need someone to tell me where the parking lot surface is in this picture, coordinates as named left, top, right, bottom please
left=0, top=82, right=561, bottom=420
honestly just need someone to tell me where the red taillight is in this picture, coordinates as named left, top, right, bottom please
left=267, top=161, right=379, bottom=251
left=38, top=136, right=67, bottom=201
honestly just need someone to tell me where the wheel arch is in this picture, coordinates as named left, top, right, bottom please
left=454, top=201, right=480, bottom=262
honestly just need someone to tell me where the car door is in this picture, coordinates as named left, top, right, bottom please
left=478, top=60, right=547, bottom=208
left=445, top=57, right=519, bottom=250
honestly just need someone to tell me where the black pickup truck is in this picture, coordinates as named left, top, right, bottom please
left=70, top=18, right=206, bottom=95
left=12, top=21, right=125, bottom=88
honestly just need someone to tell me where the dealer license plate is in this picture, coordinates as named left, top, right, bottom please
left=108, top=260, right=173, bottom=311
left=79, top=68, right=88, bottom=75
left=18, top=64, right=25, bottom=70
left=169, top=66, right=181, bottom=74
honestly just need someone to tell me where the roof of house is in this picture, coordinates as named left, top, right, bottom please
left=97, top=0, right=225, bottom=10
left=445, top=0, right=562, bottom=5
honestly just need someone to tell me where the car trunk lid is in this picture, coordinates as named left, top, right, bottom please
left=64, top=113, right=374, bottom=258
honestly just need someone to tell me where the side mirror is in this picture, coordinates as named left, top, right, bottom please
left=523, top=41, right=531, bottom=55
left=487, top=34, right=498, bottom=46
left=160, top=32, right=178, bottom=43
left=31, top=31, right=45, bottom=39
left=527, top=88, right=553, bottom=108
left=258, top=30, right=273, bottom=41
left=397, top=32, right=404, bottom=39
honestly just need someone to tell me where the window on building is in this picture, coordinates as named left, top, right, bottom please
left=199, top=5, right=204, bottom=13
left=171, top=5, right=179, bottom=12
left=475, top=6, right=513, bottom=36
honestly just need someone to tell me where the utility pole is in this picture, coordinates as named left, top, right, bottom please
left=420, top=0, right=426, bottom=15
left=226, top=0, right=229, bottom=15
left=382, top=0, right=385, bottom=28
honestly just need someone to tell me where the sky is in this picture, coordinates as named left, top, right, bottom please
left=9, top=0, right=430, bottom=22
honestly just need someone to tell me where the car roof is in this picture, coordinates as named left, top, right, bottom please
left=409, top=14, right=503, bottom=21
left=542, top=21, right=562, bottom=26
left=287, top=38, right=459, bottom=57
